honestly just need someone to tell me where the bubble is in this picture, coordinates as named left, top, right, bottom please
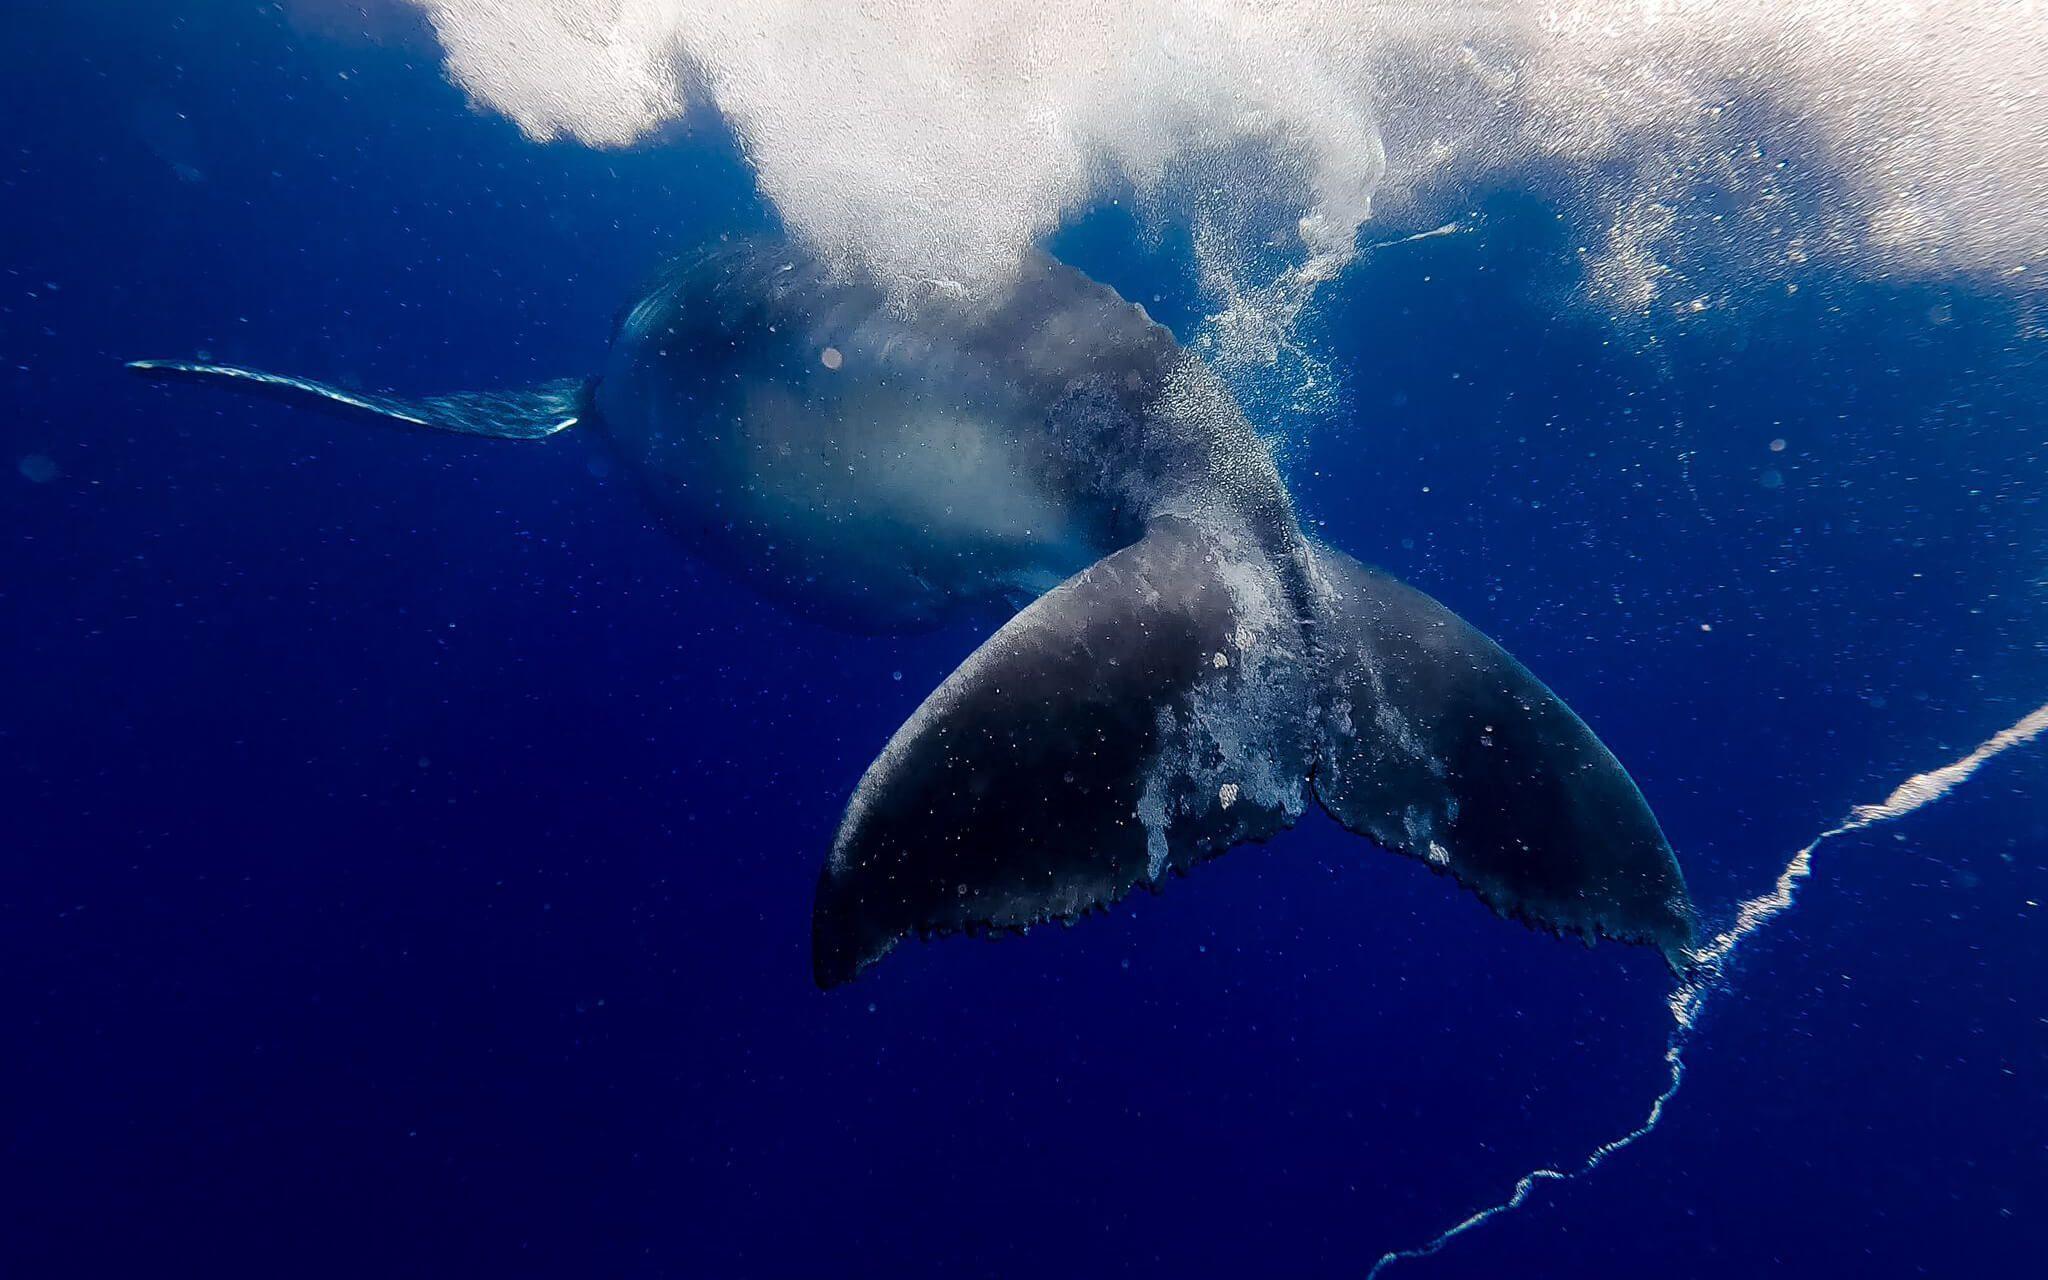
left=17, top=454, right=57, bottom=484
left=401, top=1, right=2048, bottom=316
left=1769, top=438, right=1787, bottom=453
left=407, top=0, right=1386, bottom=314
left=819, top=346, right=843, bottom=371
left=1760, top=469, right=1784, bottom=489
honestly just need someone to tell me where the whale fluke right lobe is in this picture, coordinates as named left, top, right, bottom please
left=1309, top=548, right=1694, bottom=963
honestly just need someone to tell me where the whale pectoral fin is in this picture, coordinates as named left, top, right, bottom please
left=812, top=516, right=1315, bottom=987
left=127, top=360, right=586, bottom=440
left=1310, top=548, right=1695, bottom=962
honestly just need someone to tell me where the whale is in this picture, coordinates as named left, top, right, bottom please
left=130, top=237, right=1694, bottom=986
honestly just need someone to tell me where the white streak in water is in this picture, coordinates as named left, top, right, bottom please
left=1369, top=698, right=2048, bottom=1279
left=1361, top=222, right=1462, bottom=253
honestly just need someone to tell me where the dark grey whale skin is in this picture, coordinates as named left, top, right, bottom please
left=128, top=237, right=1695, bottom=987
left=593, top=241, right=1318, bottom=633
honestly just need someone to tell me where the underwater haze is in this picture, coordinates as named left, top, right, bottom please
left=5, top=3, right=2046, bottom=1277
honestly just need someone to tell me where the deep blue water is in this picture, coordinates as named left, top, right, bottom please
left=6, top=5, right=2045, bottom=1277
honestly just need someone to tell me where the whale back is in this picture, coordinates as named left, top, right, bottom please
left=590, top=241, right=1268, bottom=630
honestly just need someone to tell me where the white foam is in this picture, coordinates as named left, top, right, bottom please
left=413, top=0, right=1383, bottom=317
left=399, top=1, right=2046, bottom=329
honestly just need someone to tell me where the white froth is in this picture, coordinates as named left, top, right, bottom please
left=417, top=1, right=1383, bottom=309
left=1379, top=1, right=2048, bottom=306
left=406, top=1, right=2046, bottom=325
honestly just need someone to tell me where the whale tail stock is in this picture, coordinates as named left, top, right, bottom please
left=813, top=516, right=1694, bottom=986
left=126, top=359, right=589, bottom=441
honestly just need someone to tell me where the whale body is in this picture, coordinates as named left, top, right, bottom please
left=131, top=238, right=1694, bottom=986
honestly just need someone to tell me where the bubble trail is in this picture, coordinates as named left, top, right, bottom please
left=1359, top=223, right=1462, bottom=254
left=1368, top=698, right=2048, bottom=1279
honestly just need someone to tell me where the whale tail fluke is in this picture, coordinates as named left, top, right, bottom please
left=126, top=359, right=588, bottom=441
left=813, top=519, right=1692, bottom=987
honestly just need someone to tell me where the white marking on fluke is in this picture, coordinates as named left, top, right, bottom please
left=1368, top=697, right=2048, bottom=1279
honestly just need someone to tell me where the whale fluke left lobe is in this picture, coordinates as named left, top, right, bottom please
left=813, top=516, right=1314, bottom=987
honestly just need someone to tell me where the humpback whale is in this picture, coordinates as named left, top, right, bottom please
left=130, top=238, right=1693, bottom=986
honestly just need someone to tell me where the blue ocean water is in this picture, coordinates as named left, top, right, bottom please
left=5, top=5, right=2044, bottom=1278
